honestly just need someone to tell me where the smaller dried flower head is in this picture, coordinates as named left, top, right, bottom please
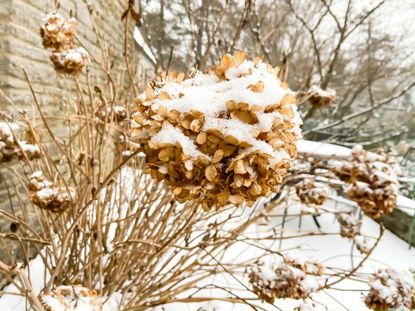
left=40, top=12, right=77, bottom=51
left=249, top=257, right=322, bottom=303
left=353, top=235, right=374, bottom=254
left=0, top=122, right=40, bottom=162
left=307, top=85, right=336, bottom=107
left=364, top=269, right=415, bottom=311
left=295, top=178, right=327, bottom=206
left=336, top=211, right=361, bottom=239
left=29, top=171, right=75, bottom=212
left=41, top=285, right=104, bottom=311
left=331, top=145, right=400, bottom=218
left=50, top=48, right=90, bottom=75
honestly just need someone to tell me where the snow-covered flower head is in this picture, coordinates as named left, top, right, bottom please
left=364, top=268, right=415, bottom=310
left=131, top=52, right=302, bottom=210
left=248, top=257, right=323, bottom=303
left=41, top=285, right=104, bottom=311
left=50, top=48, right=90, bottom=75
left=40, top=12, right=77, bottom=51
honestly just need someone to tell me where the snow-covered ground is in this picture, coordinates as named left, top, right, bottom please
left=151, top=197, right=415, bottom=311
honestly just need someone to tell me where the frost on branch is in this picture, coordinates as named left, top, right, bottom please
left=41, top=12, right=89, bottom=75
left=295, top=177, right=327, bottom=206
left=364, top=269, right=415, bottom=311
left=40, top=285, right=104, bottom=311
left=29, top=171, right=75, bottom=212
left=131, top=52, right=302, bottom=209
left=40, top=12, right=76, bottom=51
left=0, top=122, right=40, bottom=162
left=331, top=145, right=400, bottom=218
left=248, top=257, right=323, bottom=303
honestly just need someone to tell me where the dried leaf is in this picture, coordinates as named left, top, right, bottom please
left=196, top=132, right=207, bottom=145
left=212, top=149, right=224, bottom=163
left=234, top=51, right=246, bottom=65
left=221, top=54, right=235, bottom=69
left=280, top=94, right=297, bottom=105
left=205, top=165, right=218, bottom=182
left=234, top=160, right=247, bottom=174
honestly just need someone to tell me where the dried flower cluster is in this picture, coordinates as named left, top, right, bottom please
left=50, top=48, right=90, bottom=75
left=29, top=171, right=75, bottom=212
left=335, top=211, right=374, bottom=254
left=364, top=269, right=415, bottom=310
left=40, top=12, right=76, bottom=50
left=332, top=145, right=400, bottom=218
left=0, top=122, right=40, bottom=162
left=131, top=52, right=302, bottom=209
left=41, top=12, right=89, bottom=75
left=336, top=212, right=361, bottom=239
left=41, top=285, right=104, bottom=311
left=249, top=258, right=322, bottom=303
left=295, top=178, right=327, bottom=205
left=307, top=85, right=336, bottom=107
left=354, top=235, right=374, bottom=254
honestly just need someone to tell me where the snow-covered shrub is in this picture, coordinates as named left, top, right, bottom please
left=364, top=269, right=415, bottom=310
left=131, top=52, right=302, bottom=209
left=332, top=145, right=400, bottom=218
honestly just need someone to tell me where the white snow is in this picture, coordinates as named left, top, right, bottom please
left=149, top=124, right=206, bottom=159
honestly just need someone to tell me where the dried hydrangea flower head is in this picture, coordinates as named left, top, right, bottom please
left=50, top=47, right=90, bottom=75
left=41, top=285, right=104, bottom=311
left=364, top=269, right=415, bottom=311
left=41, top=12, right=89, bottom=75
left=249, top=257, right=322, bottom=303
left=295, top=177, right=327, bottom=206
left=40, top=12, right=77, bottom=51
left=0, top=122, right=40, bottom=162
left=307, top=85, right=336, bottom=107
left=336, top=211, right=361, bottom=239
left=131, top=52, right=302, bottom=210
left=29, top=171, right=75, bottom=212
left=332, top=145, right=399, bottom=218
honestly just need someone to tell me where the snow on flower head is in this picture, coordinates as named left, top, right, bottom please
left=307, top=85, right=336, bottom=107
left=332, top=145, right=400, bottom=218
left=364, top=268, right=415, bottom=310
left=40, top=285, right=104, bottom=311
left=29, top=171, right=75, bottom=212
left=50, top=47, right=90, bottom=75
left=40, top=12, right=77, bottom=51
left=295, top=177, right=328, bottom=206
left=248, top=257, right=323, bottom=303
left=0, top=122, right=40, bottom=162
left=41, top=12, right=89, bottom=75
left=131, top=52, right=302, bottom=210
